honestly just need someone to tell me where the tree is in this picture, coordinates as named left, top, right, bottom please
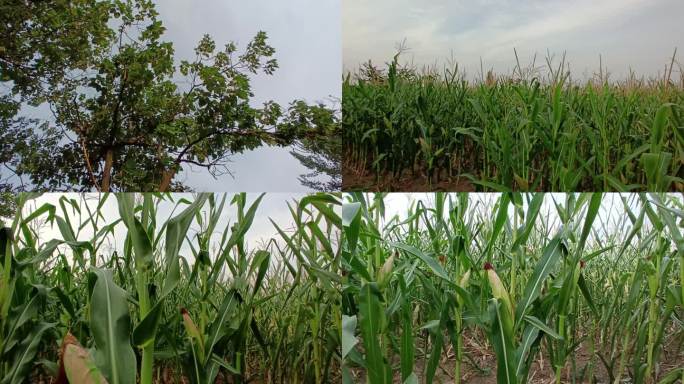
left=0, top=193, right=16, bottom=222
left=0, top=0, right=338, bottom=191
left=0, top=0, right=114, bottom=97
left=285, top=102, right=341, bottom=191
left=0, top=96, right=61, bottom=191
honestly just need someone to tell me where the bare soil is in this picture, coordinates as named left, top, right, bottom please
left=346, top=330, right=684, bottom=384
left=342, top=163, right=475, bottom=192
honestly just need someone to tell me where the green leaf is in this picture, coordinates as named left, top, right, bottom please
left=400, top=308, right=414, bottom=382
left=299, top=194, right=341, bottom=229
left=657, top=367, right=683, bottom=384
left=651, top=104, right=672, bottom=153
left=419, top=319, right=441, bottom=330
left=640, top=152, right=672, bottom=190
left=484, top=194, right=511, bottom=259
left=209, top=194, right=264, bottom=287
left=515, top=237, right=563, bottom=324
left=250, top=250, right=271, bottom=295
left=115, top=195, right=153, bottom=268
left=511, top=193, right=544, bottom=249
left=523, top=315, right=562, bottom=340
left=515, top=324, right=540, bottom=378
left=578, top=274, right=599, bottom=318
left=575, top=193, right=602, bottom=262
left=488, top=299, right=517, bottom=384
left=132, top=302, right=163, bottom=348
left=210, top=353, right=240, bottom=375
left=206, top=291, right=239, bottom=358
left=341, top=315, right=358, bottom=359
left=2, top=286, right=45, bottom=354
left=425, top=306, right=448, bottom=384
left=358, top=283, right=389, bottom=384
left=343, top=202, right=362, bottom=256
left=1, top=322, right=54, bottom=384
left=388, top=241, right=449, bottom=282
left=89, top=268, right=137, bottom=384
left=161, top=194, right=208, bottom=299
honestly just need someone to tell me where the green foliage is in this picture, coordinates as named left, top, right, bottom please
left=88, top=268, right=137, bottom=384
left=342, top=192, right=683, bottom=383
left=0, top=192, right=341, bottom=383
left=0, top=194, right=16, bottom=222
left=343, top=57, right=684, bottom=191
left=288, top=103, right=342, bottom=191
left=1, top=0, right=339, bottom=192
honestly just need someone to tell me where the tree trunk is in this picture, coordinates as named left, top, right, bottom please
left=158, top=167, right=176, bottom=192
left=101, top=148, right=114, bottom=192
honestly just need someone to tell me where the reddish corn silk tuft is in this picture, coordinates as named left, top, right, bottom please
left=439, top=255, right=446, bottom=264
left=180, top=308, right=188, bottom=315
left=484, top=262, right=493, bottom=270
left=580, top=260, right=585, bottom=269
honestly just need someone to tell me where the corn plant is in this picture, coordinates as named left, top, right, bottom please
left=343, top=53, right=684, bottom=191
left=342, top=192, right=683, bottom=384
left=0, top=192, right=341, bottom=383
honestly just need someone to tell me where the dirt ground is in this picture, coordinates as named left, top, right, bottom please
left=342, top=163, right=476, bottom=192
left=32, top=363, right=343, bottom=384
left=346, top=331, right=684, bottom=384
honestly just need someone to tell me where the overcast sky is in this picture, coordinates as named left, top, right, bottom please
left=3, top=0, right=340, bottom=192
left=157, top=0, right=341, bottom=191
left=343, top=0, right=684, bottom=80
left=157, top=0, right=339, bottom=107
left=20, top=193, right=337, bottom=268
left=350, top=193, right=682, bottom=249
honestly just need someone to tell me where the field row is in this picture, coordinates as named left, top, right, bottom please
left=2, top=191, right=683, bottom=383
left=343, top=57, right=684, bottom=191
left=0, top=193, right=341, bottom=384
left=341, top=192, right=684, bottom=383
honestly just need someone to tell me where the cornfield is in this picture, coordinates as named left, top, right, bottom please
left=0, top=192, right=341, bottom=383
left=342, top=54, right=684, bottom=191
left=341, top=192, right=684, bottom=383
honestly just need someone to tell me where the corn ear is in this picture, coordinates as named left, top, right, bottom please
left=485, top=263, right=514, bottom=317
left=58, top=333, right=108, bottom=384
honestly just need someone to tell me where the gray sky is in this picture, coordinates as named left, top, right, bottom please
left=21, top=193, right=338, bottom=268
left=3, top=0, right=340, bottom=192
left=157, top=0, right=340, bottom=107
left=343, top=0, right=684, bottom=80
left=352, top=193, right=682, bottom=250
left=156, top=0, right=341, bottom=191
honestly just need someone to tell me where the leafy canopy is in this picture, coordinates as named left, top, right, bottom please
left=0, top=0, right=340, bottom=191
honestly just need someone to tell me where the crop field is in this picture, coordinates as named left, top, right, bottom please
left=0, top=192, right=341, bottom=383
left=342, top=55, right=684, bottom=192
left=341, top=192, right=683, bottom=383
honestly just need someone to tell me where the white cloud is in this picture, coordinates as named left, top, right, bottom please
left=156, top=0, right=341, bottom=190
left=352, top=192, right=680, bottom=248
left=2, top=1, right=341, bottom=192
left=344, top=0, right=684, bottom=78
left=479, top=0, right=648, bottom=56
left=20, top=193, right=335, bottom=269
